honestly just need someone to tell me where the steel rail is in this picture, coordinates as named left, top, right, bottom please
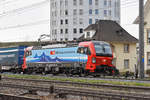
left=0, top=83, right=150, bottom=100
left=2, top=77, right=150, bottom=91
left=0, top=93, right=39, bottom=100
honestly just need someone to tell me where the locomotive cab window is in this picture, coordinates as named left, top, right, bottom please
left=94, top=42, right=112, bottom=57
left=77, top=47, right=91, bottom=55
left=25, top=51, right=32, bottom=57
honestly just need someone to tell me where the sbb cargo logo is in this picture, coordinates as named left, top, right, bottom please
left=50, top=51, right=55, bottom=55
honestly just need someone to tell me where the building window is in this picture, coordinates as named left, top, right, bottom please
left=95, top=0, right=98, bottom=5
left=60, top=20, right=63, bottom=25
left=52, top=30, right=55, bottom=35
left=79, top=18, right=83, bottom=24
left=73, top=38, right=77, bottom=40
left=73, top=0, right=77, bottom=6
left=55, top=11, right=57, bottom=16
left=104, top=0, right=107, bottom=6
left=73, top=18, right=77, bottom=25
left=87, top=32, right=90, bottom=37
left=89, top=0, right=92, bottom=5
left=60, top=29, right=63, bottom=34
left=65, top=38, right=68, bottom=41
left=73, top=9, right=77, bottom=15
left=79, top=28, right=83, bottom=33
left=55, top=29, right=57, bottom=35
left=124, top=44, right=129, bottom=53
left=95, top=9, right=99, bottom=15
left=109, top=10, right=111, bottom=16
left=79, top=0, right=83, bottom=5
left=51, top=2, right=54, bottom=8
left=124, top=59, right=129, bottom=69
left=104, top=10, right=107, bottom=17
left=73, top=28, right=77, bottom=34
left=65, top=19, right=68, bottom=24
left=65, top=10, right=68, bottom=15
left=79, top=9, right=83, bottom=15
left=147, top=29, right=150, bottom=43
left=95, top=19, right=98, bottom=23
left=147, top=52, right=150, bottom=65
left=54, top=2, right=57, bottom=7
left=60, top=0, right=63, bottom=6
left=89, top=9, right=92, bottom=15
left=65, top=29, right=68, bottom=34
left=60, top=38, right=63, bottom=41
left=60, top=10, right=63, bottom=16
left=89, top=19, right=92, bottom=24
left=65, top=0, right=68, bottom=6
left=109, top=0, right=111, bottom=7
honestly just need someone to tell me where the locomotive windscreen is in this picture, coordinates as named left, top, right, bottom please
left=94, top=42, right=112, bottom=57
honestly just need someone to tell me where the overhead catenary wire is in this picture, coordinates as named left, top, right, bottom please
left=0, top=0, right=20, bottom=5
left=0, top=0, right=139, bottom=42
left=0, top=6, right=138, bottom=31
left=0, top=0, right=138, bottom=20
left=0, top=0, right=138, bottom=18
left=0, top=19, right=50, bottom=30
left=0, top=0, right=139, bottom=30
left=0, top=0, right=50, bottom=18
left=121, top=0, right=138, bottom=5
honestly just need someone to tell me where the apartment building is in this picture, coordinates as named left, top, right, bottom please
left=50, top=0, right=120, bottom=41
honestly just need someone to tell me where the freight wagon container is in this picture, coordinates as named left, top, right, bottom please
left=0, top=46, right=26, bottom=72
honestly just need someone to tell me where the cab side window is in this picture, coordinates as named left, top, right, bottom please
left=25, top=51, right=32, bottom=57
left=77, top=47, right=91, bottom=55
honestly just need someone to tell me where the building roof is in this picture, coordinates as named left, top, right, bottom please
left=134, top=0, right=150, bottom=24
left=79, top=20, right=138, bottom=43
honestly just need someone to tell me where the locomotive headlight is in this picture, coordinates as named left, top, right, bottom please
left=92, top=57, right=96, bottom=63
left=103, top=59, right=107, bottom=62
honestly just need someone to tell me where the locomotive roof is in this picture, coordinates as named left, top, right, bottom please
left=32, top=41, right=110, bottom=50
left=79, top=41, right=110, bottom=45
left=92, top=41, right=110, bottom=45
left=32, top=43, right=78, bottom=50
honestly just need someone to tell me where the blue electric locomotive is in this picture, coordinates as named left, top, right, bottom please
left=0, top=46, right=26, bottom=72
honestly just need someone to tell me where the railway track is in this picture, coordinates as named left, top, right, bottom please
left=0, top=93, right=39, bottom=100
left=1, top=76, right=150, bottom=99
left=0, top=82, right=150, bottom=100
left=2, top=72, right=150, bottom=83
left=2, top=77, right=150, bottom=92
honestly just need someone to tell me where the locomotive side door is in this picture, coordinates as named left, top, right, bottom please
left=77, top=47, right=84, bottom=67
left=77, top=47, right=90, bottom=68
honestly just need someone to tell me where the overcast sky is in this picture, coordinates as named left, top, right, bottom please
left=0, top=0, right=146, bottom=42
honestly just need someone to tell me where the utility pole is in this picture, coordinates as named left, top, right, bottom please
left=139, top=0, right=144, bottom=79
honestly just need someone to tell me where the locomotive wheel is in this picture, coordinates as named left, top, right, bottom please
left=105, top=69, right=113, bottom=76
left=51, top=67, right=59, bottom=75
left=42, top=71, right=46, bottom=75
left=78, top=68, right=85, bottom=77
left=114, top=68, right=120, bottom=76
left=65, top=68, right=72, bottom=77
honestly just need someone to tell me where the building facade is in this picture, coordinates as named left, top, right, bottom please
left=50, top=0, right=120, bottom=41
left=134, top=0, right=150, bottom=71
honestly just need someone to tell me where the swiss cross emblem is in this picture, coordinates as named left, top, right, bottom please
left=50, top=51, right=55, bottom=55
